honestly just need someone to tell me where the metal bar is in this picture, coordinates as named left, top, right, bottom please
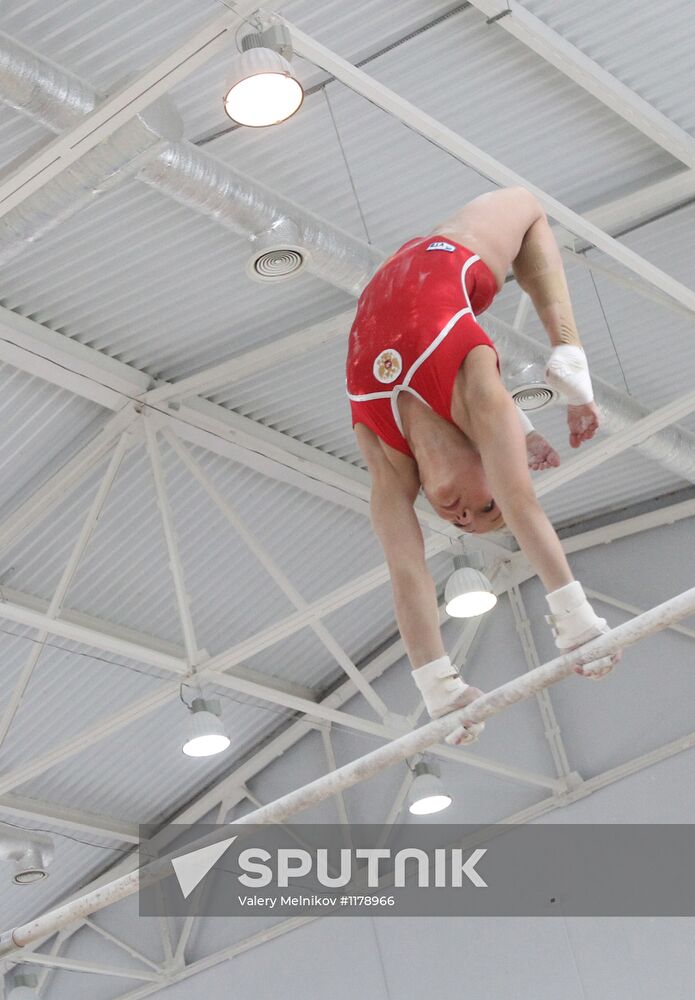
left=205, top=664, right=556, bottom=789
left=506, top=576, right=571, bottom=778
left=145, top=312, right=352, bottom=405
left=83, top=920, right=162, bottom=973
left=0, top=431, right=131, bottom=750
left=19, top=952, right=161, bottom=981
left=467, top=0, right=695, bottom=170
left=0, top=599, right=187, bottom=673
left=288, top=22, right=695, bottom=315
left=0, top=406, right=138, bottom=553
left=164, top=429, right=389, bottom=717
left=143, top=418, right=199, bottom=666
left=3, top=584, right=693, bottom=955
left=561, top=246, right=695, bottom=325
left=0, top=794, right=140, bottom=845
left=320, top=728, right=351, bottom=832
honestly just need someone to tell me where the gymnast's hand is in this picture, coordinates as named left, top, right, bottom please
left=567, top=402, right=600, bottom=449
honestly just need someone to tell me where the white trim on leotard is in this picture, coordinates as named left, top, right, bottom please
left=347, top=253, right=482, bottom=440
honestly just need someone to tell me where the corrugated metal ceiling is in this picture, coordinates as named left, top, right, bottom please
left=0, top=4, right=693, bottom=991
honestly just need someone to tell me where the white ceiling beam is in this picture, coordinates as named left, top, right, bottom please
left=0, top=303, right=150, bottom=405
left=0, top=794, right=140, bottom=844
left=20, top=953, right=160, bottom=982
left=164, top=428, right=391, bottom=719
left=288, top=22, right=695, bottom=315
left=0, top=405, right=139, bottom=553
left=468, top=0, right=695, bottom=170
left=561, top=246, right=695, bottom=324
left=0, top=4, right=259, bottom=220
left=0, top=598, right=556, bottom=798
left=0, top=585, right=319, bottom=701
left=0, top=431, right=132, bottom=753
left=145, top=311, right=354, bottom=405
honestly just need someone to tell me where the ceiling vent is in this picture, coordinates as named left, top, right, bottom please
left=505, top=359, right=560, bottom=411
left=510, top=382, right=559, bottom=411
left=247, top=218, right=309, bottom=283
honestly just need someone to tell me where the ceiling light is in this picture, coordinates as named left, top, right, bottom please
left=182, top=698, right=230, bottom=758
left=445, top=556, right=497, bottom=618
left=224, top=26, right=304, bottom=128
left=408, top=762, right=452, bottom=816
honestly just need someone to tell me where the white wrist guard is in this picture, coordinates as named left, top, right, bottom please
left=412, top=656, right=484, bottom=744
left=516, top=407, right=535, bottom=436
left=545, top=345, right=594, bottom=406
left=545, top=581, right=617, bottom=679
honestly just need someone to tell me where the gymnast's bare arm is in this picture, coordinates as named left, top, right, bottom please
left=354, top=423, right=446, bottom=668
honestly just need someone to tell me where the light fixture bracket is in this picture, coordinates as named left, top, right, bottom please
left=241, top=23, right=294, bottom=61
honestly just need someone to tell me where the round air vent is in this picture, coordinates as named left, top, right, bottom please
left=511, top=383, right=559, bottom=411
left=247, top=246, right=307, bottom=282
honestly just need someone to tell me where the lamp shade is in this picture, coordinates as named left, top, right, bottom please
left=408, top=766, right=452, bottom=816
left=182, top=700, right=230, bottom=758
left=444, top=566, right=497, bottom=618
left=224, top=47, right=304, bottom=127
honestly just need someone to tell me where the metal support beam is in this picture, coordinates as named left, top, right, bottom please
left=288, top=22, right=695, bottom=315
left=143, top=418, right=200, bottom=667
left=0, top=406, right=138, bottom=553
left=0, top=794, right=140, bottom=845
left=0, top=431, right=131, bottom=751
left=506, top=576, right=571, bottom=779
left=164, top=428, right=389, bottom=718
left=467, top=0, right=695, bottom=170
left=2, top=583, right=694, bottom=956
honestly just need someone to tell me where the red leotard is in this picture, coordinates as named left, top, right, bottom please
left=346, top=235, right=500, bottom=457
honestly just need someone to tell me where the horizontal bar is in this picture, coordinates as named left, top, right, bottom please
left=1, top=583, right=693, bottom=956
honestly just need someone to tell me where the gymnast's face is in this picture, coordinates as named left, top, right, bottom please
left=422, top=451, right=504, bottom=534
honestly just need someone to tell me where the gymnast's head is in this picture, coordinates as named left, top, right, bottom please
left=421, top=454, right=506, bottom=535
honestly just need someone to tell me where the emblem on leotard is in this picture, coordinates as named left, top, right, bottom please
left=373, top=349, right=402, bottom=383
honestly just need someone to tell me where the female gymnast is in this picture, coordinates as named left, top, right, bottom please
left=346, top=187, right=622, bottom=746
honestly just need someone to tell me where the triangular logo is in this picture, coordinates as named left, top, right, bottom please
left=171, top=835, right=237, bottom=899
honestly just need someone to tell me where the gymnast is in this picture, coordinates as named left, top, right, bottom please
left=346, top=187, right=622, bottom=746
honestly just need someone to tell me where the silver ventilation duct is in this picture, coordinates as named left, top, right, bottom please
left=0, top=33, right=694, bottom=482
left=139, top=143, right=383, bottom=295
left=0, top=30, right=98, bottom=129
left=483, top=313, right=695, bottom=484
left=0, top=98, right=183, bottom=268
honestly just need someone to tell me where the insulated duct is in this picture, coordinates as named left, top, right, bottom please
left=0, top=34, right=183, bottom=268
left=0, top=30, right=98, bottom=129
left=0, top=32, right=694, bottom=481
left=0, top=98, right=183, bottom=267
left=482, top=313, right=695, bottom=484
left=139, top=143, right=383, bottom=295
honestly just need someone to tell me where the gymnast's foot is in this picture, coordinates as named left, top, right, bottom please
left=526, top=430, right=560, bottom=472
left=567, top=401, right=599, bottom=449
